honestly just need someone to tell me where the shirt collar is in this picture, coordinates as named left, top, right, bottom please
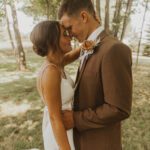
left=87, top=26, right=103, bottom=41
left=79, top=26, right=103, bottom=60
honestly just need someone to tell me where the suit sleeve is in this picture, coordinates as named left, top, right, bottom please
left=73, top=43, right=133, bottom=132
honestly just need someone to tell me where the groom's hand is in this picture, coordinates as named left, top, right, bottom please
left=62, top=110, right=74, bottom=130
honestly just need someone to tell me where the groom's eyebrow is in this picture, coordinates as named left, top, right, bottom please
left=61, top=24, right=66, bottom=29
left=60, top=22, right=72, bottom=31
left=60, top=24, right=67, bottom=31
left=60, top=23, right=67, bottom=29
left=65, top=26, right=72, bottom=30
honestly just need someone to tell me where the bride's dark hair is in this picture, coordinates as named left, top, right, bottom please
left=30, top=20, right=61, bottom=57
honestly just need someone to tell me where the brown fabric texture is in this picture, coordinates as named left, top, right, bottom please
left=73, top=31, right=132, bottom=150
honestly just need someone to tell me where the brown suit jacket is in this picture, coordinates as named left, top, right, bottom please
left=73, top=31, right=132, bottom=150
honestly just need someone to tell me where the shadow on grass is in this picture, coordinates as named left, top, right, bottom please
left=0, top=49, right=149, bottom=150
left=0, top=108, right=44, bottom=150
left=0, top=77, right=39, bottom=103
left=122, top=64, right=150, bottom=150
left=122, top=102, right=150, bottom=150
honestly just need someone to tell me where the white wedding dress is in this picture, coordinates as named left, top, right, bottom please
left=37, top=63, right=75, bottom=150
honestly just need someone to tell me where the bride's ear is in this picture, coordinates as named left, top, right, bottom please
left=80, top=11, right=88, bottom=23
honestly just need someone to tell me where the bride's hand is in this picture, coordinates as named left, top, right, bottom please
left=62, top=110, right=74, bottom=130
left=60, top=147, right=71, bottom=150
left=60, top=144, right=71, bottom=150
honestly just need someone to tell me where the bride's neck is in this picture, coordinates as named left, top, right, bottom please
left=46, top=51, right=64, bottom=69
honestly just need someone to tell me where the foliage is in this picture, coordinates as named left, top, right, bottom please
left=21, top=0, right=61, bottom=21
left=0, top=0, right=5, bottom=22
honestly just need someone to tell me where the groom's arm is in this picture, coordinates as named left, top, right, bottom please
left=73, top=43, right=132, bottom=132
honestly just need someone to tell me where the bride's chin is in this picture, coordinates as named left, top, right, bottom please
left=64, top=49, right=72, bottom=54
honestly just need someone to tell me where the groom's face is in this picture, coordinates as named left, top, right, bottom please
left=60, top=13, right=88, bottom=42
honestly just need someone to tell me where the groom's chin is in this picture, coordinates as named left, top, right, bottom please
left=78, top=38, right=85, bottom=43
left=78, top=36, right=87, bottom=43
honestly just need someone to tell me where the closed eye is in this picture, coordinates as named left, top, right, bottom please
left=66, top=26, right=72, bottom=31
left=63, top=30, right=70, bottom=37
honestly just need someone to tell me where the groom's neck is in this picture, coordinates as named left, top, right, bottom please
left=86, top=20, right=100, bottom=39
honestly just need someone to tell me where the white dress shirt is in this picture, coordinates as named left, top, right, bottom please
left=79, top=26, right=103, bottom=70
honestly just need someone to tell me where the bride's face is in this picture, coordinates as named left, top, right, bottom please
left=59, top=25, right=72, bottom=54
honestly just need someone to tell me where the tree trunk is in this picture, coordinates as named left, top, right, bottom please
left=96, top=0, right=101, bottom=22
left=136, top=0, right=149, bottom=67
left=112, top=0, right=122, bottom=37
left=120, top=0, right=133, bottom=40
left=91, top=0, right=95, bottom=6
left=3, top=0, right=15, bottom=51
left=10, top=0, right=27, bottom=71
left=105, top=0, right=110, bottom=33
left=45, top=0, right=50, bottom=19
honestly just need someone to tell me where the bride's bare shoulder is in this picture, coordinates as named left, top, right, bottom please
left=42, top=64, right=61, bottom=84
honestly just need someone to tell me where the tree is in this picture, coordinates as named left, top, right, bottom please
left=0, top=0, right=5, bottom=21
left=144, top=22, right=150, bottom=48
left=45, top=0, right=50, bottom=19
left=120, top=0, right=133, bottom=40
left=3, top=0, right=15, bottom=52
left=22, top=0, right=61, bottom=20
left=112, top=0, right=122, bottom=37
left=91, top=0, right=95, bottom=5
left=136, top=0, right=149, bottom=66
left=10, top=0, right=27, bottom=71
left=96, top=0, right=101, bottom=22
left=105, top=0, right=110, bottom=33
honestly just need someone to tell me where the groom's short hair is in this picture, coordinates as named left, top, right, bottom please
left=58, top=0, right=95, bottom=19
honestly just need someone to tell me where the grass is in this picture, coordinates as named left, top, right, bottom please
left=0, top=49, right=150, bottom=150
left=122, top=64, right=150, bottom=150
left=0, top=50, right=44, bottom=150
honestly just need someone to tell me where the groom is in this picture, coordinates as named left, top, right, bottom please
left=59, top=0, right=132, bottom=150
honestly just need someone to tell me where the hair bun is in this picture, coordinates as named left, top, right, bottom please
left=30, top=21, right=60, bottom=57
left=32, top=45, right=47, bottom=57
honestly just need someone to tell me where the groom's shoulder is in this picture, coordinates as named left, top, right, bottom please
left=97, top=35, right=131, bottom=56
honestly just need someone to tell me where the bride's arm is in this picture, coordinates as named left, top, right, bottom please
left=62, top=40, right=95, bottom=66
left=62, top=46, right=81, bottom=66
left=42, top=65, right=71, bottom=150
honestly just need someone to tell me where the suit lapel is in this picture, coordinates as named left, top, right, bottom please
left=75, top=54, right=91, bottom=90
left=75, top=67, right=80, bottom=84
left=74, top=30, right=109, bottom=90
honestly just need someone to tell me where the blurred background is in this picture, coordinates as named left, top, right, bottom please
left=0, top=0, right=149, bottom=150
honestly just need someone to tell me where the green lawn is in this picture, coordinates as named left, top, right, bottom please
left=0, top=49, right=150, bottom=150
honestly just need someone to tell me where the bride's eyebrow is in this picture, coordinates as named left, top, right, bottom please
left=61, top=24, right=69, bottom=30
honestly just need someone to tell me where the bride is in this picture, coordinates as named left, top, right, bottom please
left=30, top=20, right=81, bottom=150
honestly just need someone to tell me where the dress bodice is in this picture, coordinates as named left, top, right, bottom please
left=61, top=74, right=74, bottom=110
left=37, top=62, right=74, bottom=110
left=37, top=62, right=75, bottom=150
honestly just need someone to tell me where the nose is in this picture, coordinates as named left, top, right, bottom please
left=65, top=37, right=71, bottom=44
left=67, top=30, right=73, bottom=39
left=66, top=35, right=72, bottom=41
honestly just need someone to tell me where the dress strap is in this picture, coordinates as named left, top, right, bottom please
left=38, top=62, right=59, bottom=106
